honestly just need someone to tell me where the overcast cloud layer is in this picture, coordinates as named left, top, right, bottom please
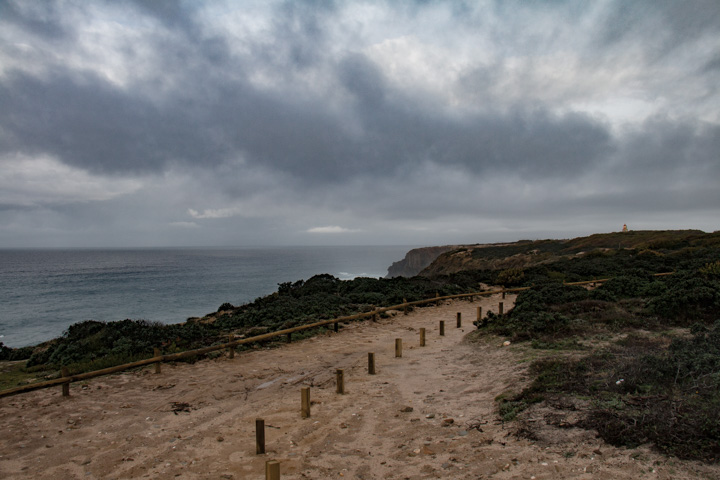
left=1, top=0, right=719, bottom=247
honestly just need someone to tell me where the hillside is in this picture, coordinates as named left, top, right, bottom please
left=419, top=229, right=718, bottom=276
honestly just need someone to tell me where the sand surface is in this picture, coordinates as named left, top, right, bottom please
left=1, top=295, right=717, bottom=479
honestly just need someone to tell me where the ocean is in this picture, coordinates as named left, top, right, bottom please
left=0, top=246, right=413, bottom=348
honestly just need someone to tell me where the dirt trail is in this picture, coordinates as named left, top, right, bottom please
left=1, top=296, right=716, bottom=479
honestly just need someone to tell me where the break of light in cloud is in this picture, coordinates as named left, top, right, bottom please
left=307, top=226, right=359, bottom=234
left=0, top=0, right=718, bottom=248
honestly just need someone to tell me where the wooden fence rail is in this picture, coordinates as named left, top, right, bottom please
left=0, top=273, right=672, bottom=399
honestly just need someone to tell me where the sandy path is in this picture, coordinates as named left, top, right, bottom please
left=1, top=296, right=716, bottom=479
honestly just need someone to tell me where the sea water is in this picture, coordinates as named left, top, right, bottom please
left=0, top=246, right=413, bottom=348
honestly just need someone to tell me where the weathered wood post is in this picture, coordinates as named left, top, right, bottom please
left=61, top=367, right=70, bottom=397
left=336, top=369, right=345, bottom=394
left=403, top=298, right=408, bottom=315
left=256, top=418, right=266, bottom=454
left=301, top=387, right=311, bottom=418
left=456, top=312, right=462, bottom=328
left=477, top=306, right=482, bottom=322
left=395, top=338, right=402, bottom=358
left=286, top=332, right=292, bottom=343
left=420, top=327, right=426, bottom=347
left=265, top=460, right=280, bottom=480
left=470, top=294, right=474, bottom=303
left=368, top=353, right=376, bottom=375
left=228, top=335, right=235, bottom=359
left=502, top=290, right=506, bottom=299
left=499, top=302, right=504, bottom=315
left=372, top=306, right=378, bottom=322
left=154, top=348, right=162, bottom=374
left=439, top=320, right=445, bottom=336
left=334, top=322, right=339, bottom=333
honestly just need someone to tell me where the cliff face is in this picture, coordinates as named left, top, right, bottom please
left=385, top=246, right=456, bottom=278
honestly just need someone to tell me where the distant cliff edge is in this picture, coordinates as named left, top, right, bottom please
left=417, top=229, right=713, bottom=277
left=385, top=246, right=457, bottom=278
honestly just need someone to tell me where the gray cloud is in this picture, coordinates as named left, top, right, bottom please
left=0, top=0, right=718, bottom=247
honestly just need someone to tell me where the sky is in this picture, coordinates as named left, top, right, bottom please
left=1, top=0, right=719, bottom=248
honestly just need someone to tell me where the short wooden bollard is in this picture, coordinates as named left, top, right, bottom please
left=395, top=338, right=402, bottom=358
left=336, top=369, right=345, bottom=394
left=368, top=353, right=376, bottom=375
left=439, top=320, right=445, bottom=336
left=256, top=418, right=266, bottom=454
left=477, top=306, right=482, bottom=322
left=301, top=387, right=311, bottom=418
left=470, top=295, right=474, bottom=303
left=61, top=367, right=70, bottom=397
left=265, top=460, right=280, bottom=480
left=456, top=312, right=462, bottom=328
left=499, top=302, right=504, bottom=315
left=502, top=291, right=506, bottom=299
left=228, top=335, right=235, bottom=358
left=403, top=298, right=408, bottom=315
left=334, top=322, right=339, bottom=333
left=286, top=332, right=292, bottom=343
left=154, top=348, right=161, bottom=374
left=420, top=328, right=426, bottom=346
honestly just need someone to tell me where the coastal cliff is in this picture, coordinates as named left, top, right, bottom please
left=385, top=246, right=456, bottom=277
left=416, top=230, right=711, bottom=277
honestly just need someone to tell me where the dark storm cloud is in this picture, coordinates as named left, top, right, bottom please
left=615, top=117, right=720, bottom=182
left=0, top=44, right=613, bottom=185
left=0, top=69, right=232, bottom=174
left=0, top=0, right=69, bottom=41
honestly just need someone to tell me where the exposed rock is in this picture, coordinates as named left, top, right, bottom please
left=385, top=246, right=456, bottom=278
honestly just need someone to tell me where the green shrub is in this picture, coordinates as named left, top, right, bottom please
left=699, top=261, right=720, bottom=278
left=496, top=268, right=525, bottom=287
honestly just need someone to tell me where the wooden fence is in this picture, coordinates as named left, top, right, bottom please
left=0, top=275, right=670, bottom=400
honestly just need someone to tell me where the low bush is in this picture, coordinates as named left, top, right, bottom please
left=506, top=322, right=720, bottom=461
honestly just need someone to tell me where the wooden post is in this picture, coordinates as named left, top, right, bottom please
left=228, top=335, right=235, bottom=359
left=470, top=295, right=474, bottom=303
left=456, top=312, right=462, bottom=328
left=420, top=328, right=426, bottom=347
left=61, top=367, right=70, bottom=397
left=395, top=338, right=402, bottom=358
left=336, top=369, right=345, bottom=394
left=368, top=353, right=376, bottom=375
left=301, top=387, right=311, bottom=418
left=286, top=332, right=292, bottom=343
left=256, top=418, right=266, bottom=454
left=154, top=348, right=161, bottom=374
left=265, top=460, right=280, bottom=480
left=502, top=290, right=506, bottom=299
left=403, top=298, right=408, bottom=315
left=372, top=306, right=377, bottom=322
left=477, top=306, right=482, bottom=322
left=439, top=320, right=445, bottom=336
left=499, top=302, right=504, bottom=315
left=334, top=322, right=339, bottom=333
